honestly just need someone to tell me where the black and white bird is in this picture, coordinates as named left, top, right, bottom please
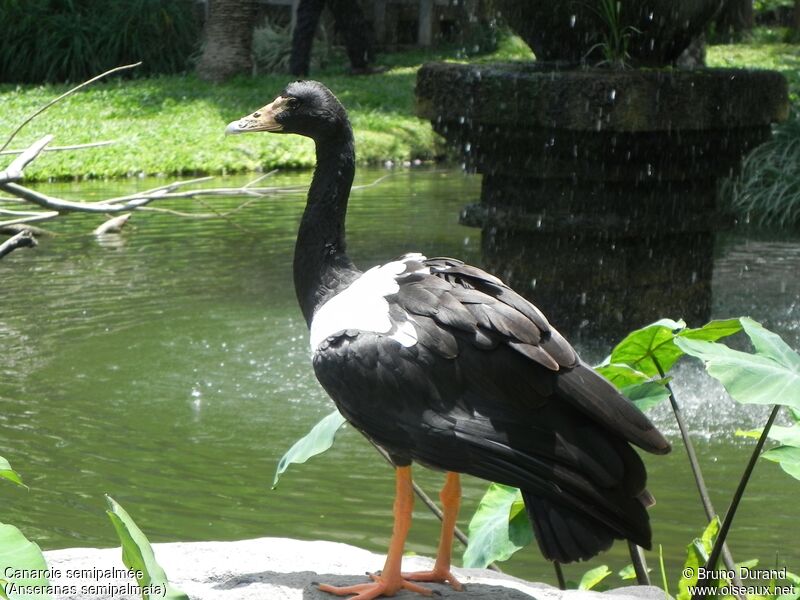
left=226, top=81, right=671, bottom=600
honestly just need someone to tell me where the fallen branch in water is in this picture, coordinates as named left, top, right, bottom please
left=0, top=230, right=37, bottom=258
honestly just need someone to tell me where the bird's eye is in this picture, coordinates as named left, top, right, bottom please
left=286, top=97, right=300, bottom=110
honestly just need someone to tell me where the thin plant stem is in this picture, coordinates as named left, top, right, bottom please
left=658, top=544, right=670, bottom=597
left=653, top=357, right=744, bottom=596
left=691, top=404, right=782, bottom=600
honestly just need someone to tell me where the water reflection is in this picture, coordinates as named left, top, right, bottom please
left=0, top=169, right=798, bottom=583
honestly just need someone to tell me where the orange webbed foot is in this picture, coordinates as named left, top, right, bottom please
left=402, top=567, right=464, bottom=591
left=318, top=572, right=434, bottom=599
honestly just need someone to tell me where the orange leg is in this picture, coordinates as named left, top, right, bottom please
left=402, top=471, right=464, bottom=591
left=318, top=465, right=433, bottom=599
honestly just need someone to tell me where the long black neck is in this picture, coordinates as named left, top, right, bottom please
left=293, top=126, right=360, bottom=326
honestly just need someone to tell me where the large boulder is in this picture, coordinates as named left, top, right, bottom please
left=44, top=537, right=668, bottom=600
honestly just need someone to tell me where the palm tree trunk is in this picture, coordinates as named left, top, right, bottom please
left=197, top=0, right=258, bottom=82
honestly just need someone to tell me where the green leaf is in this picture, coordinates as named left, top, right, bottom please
left=610, top=318, right=743, bottom=377
left=780, top=571, right=800, bottom=600
left=762, top=446, right=800, bottom=480
left=0, top=523, right=51, bottom=600
left=681, top=318, right=745, bottom=343
left=579, top=565, right=612, bottom=590
left=737, top=419, right=800, bottom=481
left=621, top=380, right=671, bottom=412
left=0, top=457, right=25, bottom=489
left=273, top=409, right=347, bottom=488
left=740, top=317, right=800, bottom=371
left=677, top=517, right=720, bottom=600
left=463, top=484, right=527, bottom=568
left=619, top=564, right=637, bottom=581
left=105, top=496, right=189, bottom=600
left=507, top=493, right=533, bottom=548
left=610, top=318, right=686, bottom=377
left=766, top=424, right=800, bottom=447
left=618, top=563, right=652, bottom=581
left=735, top=428, right=762, bottom=440
left=595, top=363, right=651, bottom=388
left=675, top=329, right=800, bottom=412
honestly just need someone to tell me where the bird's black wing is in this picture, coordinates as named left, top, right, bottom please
left=406, top=256, right=669, bottom=455
left=311, top=253, right=670, bottom=562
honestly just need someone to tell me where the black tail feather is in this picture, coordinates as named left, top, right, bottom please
left=523, top=492, right=652, bottom=563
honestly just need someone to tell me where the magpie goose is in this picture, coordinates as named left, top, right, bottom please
left=226, top=80, right=671, bottom=600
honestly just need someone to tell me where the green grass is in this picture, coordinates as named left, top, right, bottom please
left=707, top=37, right=800, bottom=102
left=2, top=34, right=798, bottom=182
left=0, top=71, right=433, bottom=181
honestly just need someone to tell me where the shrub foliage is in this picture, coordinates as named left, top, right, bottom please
left=0, top=0, right=201, bottom=83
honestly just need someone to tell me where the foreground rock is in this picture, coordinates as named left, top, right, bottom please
left=43, top=537, right=667, bottom=600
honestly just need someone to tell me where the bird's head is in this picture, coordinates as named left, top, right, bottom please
left=225, top=80, right=349, bottom=141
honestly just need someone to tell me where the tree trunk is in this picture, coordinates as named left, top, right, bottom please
left=715, top=0, right=754, bottom=39
left=197, top=0, right=258, bottom=82
left=794, top=0, right=800, bottom=32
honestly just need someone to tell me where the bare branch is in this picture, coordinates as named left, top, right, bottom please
left=0, top=211, right=60, bottom=229
left=0, top=62, right=141, bottom=153
left=0, top=140, right=115, bottom=156
left=0, top=230, right=37, bottom=258
left=93, top=213, right=131, bottom=235
left=0, top=223, right=55, bottom=237
left=104, top=176, right=216, bottom=205
left=0, top=136, right=54, bottom=183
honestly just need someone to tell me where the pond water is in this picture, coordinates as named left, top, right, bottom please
left=1, top=167, right=799, bottom=585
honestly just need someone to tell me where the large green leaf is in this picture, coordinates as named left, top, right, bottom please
left=596, top=362, right=670, bottom=411
left=737, top=420, right=800, bottom=481
left=273, top=409, right=347, bottom=488
left=463, top=484, right=527, bottom=568
left=610, top=318, right=742, bottom=377
left=610, top=318, right=686, bottom=377
left=621, top=381, right=671, bottom=412
left=105, top=496, right=188, bottom=600
left=762, top=446, right=800, bottom=480
left=0, top=523, right=51, bottom=600
left=675, top=319, right=800, bottom=411
left=0, top=457, right=25, bottom=489
left=507, top=491, right=533, bottom=548
left=595, top=363, right=651, bottom=388
left=677, top=517, right=720, bottom=600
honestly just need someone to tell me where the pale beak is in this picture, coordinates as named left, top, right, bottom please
left=225, top=97, right=285, bottom=135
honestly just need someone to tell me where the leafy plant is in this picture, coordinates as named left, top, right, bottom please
left=723, top=112, right=800, bottom=227
left=676, top=518, right=721, bottom=600
left=105, top=495, right=189, bottom=600
left=462, top=484, right=530, bottom=569
left=273, top=409, right=347, bottom=488
left=462, top=317, right=799, bottom=584
left=676, top=317, right=799, bottom=412
left=0, top=0, right=201, bottom=83
left=0, top=523, right=52, bottom=600
left=252, top=21, right=293, bottom=75
left=0, top=457, right=24, bottom=489
left=586, top=0, right=641, bottom=68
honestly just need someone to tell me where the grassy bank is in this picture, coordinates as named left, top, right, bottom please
left=1, top=71, right=435, bottom=181
left=1, top=34, right=797, bottom=182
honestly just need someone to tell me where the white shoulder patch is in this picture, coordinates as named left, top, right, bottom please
left=309, top=254, right=428, bottom=351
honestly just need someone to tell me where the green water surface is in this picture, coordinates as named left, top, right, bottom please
left=1, top=168, right=799, bottom=585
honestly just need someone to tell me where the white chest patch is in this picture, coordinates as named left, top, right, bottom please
left=309, top=253, right=428, bottom=352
